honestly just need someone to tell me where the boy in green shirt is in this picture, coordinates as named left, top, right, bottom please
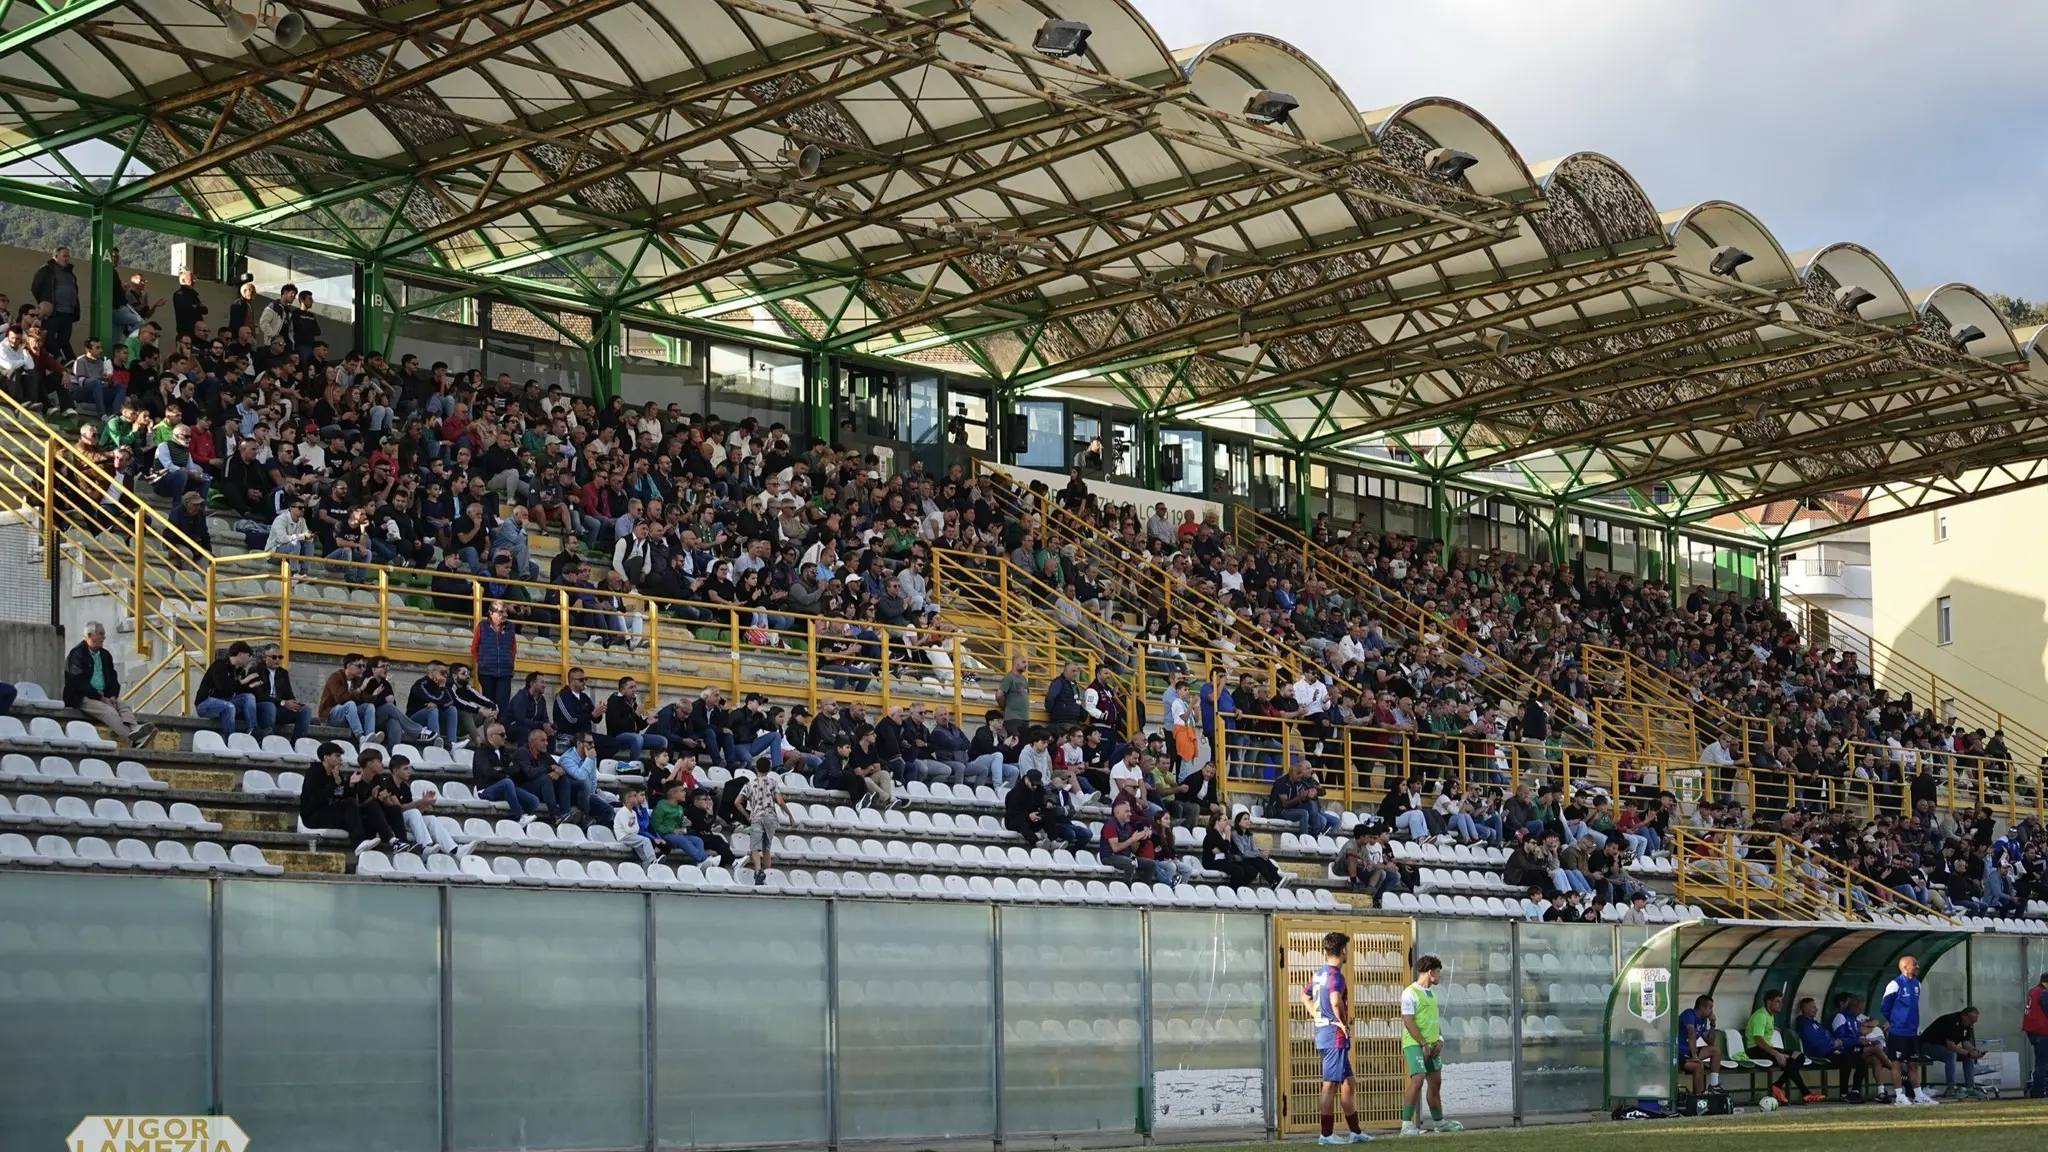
left=1400, top=955, right=1460, bottom=1135
left=650, top=781, right=689, bottom=838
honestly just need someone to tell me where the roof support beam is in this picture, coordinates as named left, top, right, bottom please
left=120, top=0, right=629, bottom=199
left=386, top=25, right=952, bottom=260
left=0, top=0, right=127, bottom=57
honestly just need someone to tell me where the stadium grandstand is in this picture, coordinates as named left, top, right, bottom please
left=2, top=0, right=2048, bottom=1148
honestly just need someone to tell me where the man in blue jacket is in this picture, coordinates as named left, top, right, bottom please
left=1796, top=995, right=1865, bottom=1102
left=1880, top=955, right=1935, bottom=1105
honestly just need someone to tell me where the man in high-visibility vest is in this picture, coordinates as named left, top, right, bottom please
left=1400, top=954, right=1461, bottom=1136
left=2020, top=970, right=2048, bottom=1098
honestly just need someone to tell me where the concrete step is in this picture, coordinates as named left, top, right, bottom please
left=207, top=806, right=294, bottom=834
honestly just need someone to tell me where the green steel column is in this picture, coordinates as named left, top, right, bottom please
left=1766, top=544, right=1781, bottom=609
left=589, top=308, right=621, bottom=403
left=1295, top=450, right=1312, bottom=531
left=1141, top=413, right=1161, bottom=489
left=809, top=350, right=833, bottom=444
left=358, top=262, right=391, bottom=359
left=88, top=206, right=114, bottom=347
left=1429, top=478, right=1452, bottom=564
left=1663, top=527, right=1681, bottom=589
left=1548, top=503, right=1569, bottom=565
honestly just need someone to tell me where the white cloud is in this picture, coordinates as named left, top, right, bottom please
left=1138, top=0, right=2048, bottom=300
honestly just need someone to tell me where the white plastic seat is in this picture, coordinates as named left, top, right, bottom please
left=74, top=836, right=124, bottom=868
left=191, top=731, right=230, bottom=757
left=240, top=769, right=278, bottom=795
left=0, top=753, right=37, bottom=781
left=356, top=850, right=395, bottom=877
left=169, top=803, right=221, bottom=832
left=231, top=844, right=283, bottom=875
left=118, top=762, right=167, bottom=791
left=115, top=838, right=163, bottom=869
left=154, top=840, right=207, bottom=873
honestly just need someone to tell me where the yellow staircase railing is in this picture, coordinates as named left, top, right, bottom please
left=1581, top=644, right=1771, bottom=764
left=1232, top=506, right=1597, bottom=748
left=971, top=460, right=1293, bottom=676
left=0, top=391, right=212, bottom=715
left=1671, top=828, right=1956, bottom=924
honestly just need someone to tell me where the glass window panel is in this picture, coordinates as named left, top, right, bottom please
left=1160, top=429, right=1204, bottom=495
left=0, top=874, right=211, bottom=1149
left=1015, top=400, right=1065, bottom=468
left=656, top=896, right=828, bottom=1146
left=1920, top=947, right=1969, bottom=1024
left=905, top=375, right=942, bottom=444
left=1149, top=912, right=1268, bottom=1135
left=1516, top=923, right=1613, bottom=1113
left=1967, top=937, right=2026, bottom=1075
left=1001, top=907, right=1144, bottom=1135
left=221, top=881, right=440, bottom=1152
left=450, top=889, right=645, bottom=1151
left=836, top=903, right=994, bottom=1139
left=1414, top=920, right=1516, bottom=1119
left=950, top=390, right=989, bottom=451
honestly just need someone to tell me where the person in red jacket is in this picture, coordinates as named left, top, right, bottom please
left=2024, top=970, right=2048, bottom=1098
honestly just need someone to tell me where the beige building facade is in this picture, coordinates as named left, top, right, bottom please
left=1864, top=487, right=2048, bottom=738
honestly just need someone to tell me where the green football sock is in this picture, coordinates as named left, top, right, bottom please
left=1429, top=1106, right=1444, bottom=1122
left=1402, top=1105, right=1415, bottom=1122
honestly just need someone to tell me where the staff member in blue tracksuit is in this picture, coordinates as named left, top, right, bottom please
left=1880, top=954, right=1936, bottom=1105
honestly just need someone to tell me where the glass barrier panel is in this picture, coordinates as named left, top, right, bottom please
left=835, top=902, right=995, bottom=1140
left=1000, top=906, right=1144, bottom=1136
left=1148, top=912, right=1269, bottom=1135
left=1414, top=919, right=1516, bottom=1119
left=1517, top=922, right=1613, bottom=1113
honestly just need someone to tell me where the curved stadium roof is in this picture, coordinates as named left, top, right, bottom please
left=5, top=0, right=2047, bottom=533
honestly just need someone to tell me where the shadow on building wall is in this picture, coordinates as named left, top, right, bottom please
left=1887, top=580, right=2048, bottom=731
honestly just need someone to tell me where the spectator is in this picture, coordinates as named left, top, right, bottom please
left=602, top=676, right=668, bottom=762
left=386, top=754, right=463, bottom=856
left=1922, top=1007, right=1987, bottom=1098
left=735, top=765, right=795, bottom=884
left=552, top=666, right=598, bottom=743
left=1271, top=756, right=1337, bottom=836
left=1004, top=769, right=1050, bottom=846
left=1333, top=823, right=1399, bottom=899
left=1040, top=768, right=1092, bottom=848
left=997, top=653, right=1032, bottom=728
left=0, top=680, right=14, bottom=718
left=1202, top=811, right=1282, bottom=887
left=503, top=671, right=553, bottom=747
left=844, top=724, right=896, bottom=810
left=361, top=655, right=432, bottom=748
left=470, top=600, right=517, bottom=712
left=406, top=660, right=459, bottom=746
left=511, top=725, right=571, bottom=823
left=969, top=711, right=1018, bottom=788
left=613, top=785, right=659, bottom=866
left=315, top=651, right=380, bottom=737
left=265, top=499, right=320, bottom=573
left=683, top=786, right=738, bottom=867
left=1150, top=810, right=1196, bottom=886
left=1620, top=892, right=1650, bottom=926
left=248, top=644, right=312, bottom=742
left=1098, top=795, right=1158, bottom=883
left=193, top=640, right=260, bottom=736
left=63, top=620, right=148, bottom=747
left=648, top=780, right=707, bottom=864
left=1173, top=759, right=1224, bottom=827
left=151, top=422, right=210, bottom=501
left=555, top=731, right=616, bottom=826
left=470, top=722, right=541, bottom=825
left=1045, top=659, right=1082, bottom=724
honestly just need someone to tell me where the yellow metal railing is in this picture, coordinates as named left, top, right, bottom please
left=0, top=390, right=211, bottom=715
left=206, top=550, right=1083, bottom=724
left=1671, top=828, right=1955, bottom=924
left=1581, top=645, right=1770, bottom=763
left=1232, top=506, right=1598, bottom=749
left=971, top=460, right=1292, bottom=672
left=1837, top=738, right=2044, bottom=825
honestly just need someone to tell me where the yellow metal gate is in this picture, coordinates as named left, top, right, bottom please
left=1275, top=916, right=1415, bottom=1135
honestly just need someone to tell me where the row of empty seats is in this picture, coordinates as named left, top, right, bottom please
left=0, top=794, right=220, bottom=833
left=0, top=832, right=280, bottom=874
left=354, top=850, right=1344, bottom=908
left=0, top=754, right=165, bottom=790
left=0, top=715, right=114, bottom=752
left=1378, top=891, right=1707, bottom=921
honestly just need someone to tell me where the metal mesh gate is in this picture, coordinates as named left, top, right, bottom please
left=1276, top=916, right=1414, bottom=1135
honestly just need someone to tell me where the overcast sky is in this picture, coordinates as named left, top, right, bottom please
left=1142, top=0, right=2048, bottom=303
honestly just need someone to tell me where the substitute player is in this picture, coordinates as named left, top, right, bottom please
left=1399, top=954, right=1461, bottom=1135
left=1303, top=931, right=1371, bottom=1144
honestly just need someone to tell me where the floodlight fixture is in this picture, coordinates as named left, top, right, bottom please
left=1708, top=245, right=1752, bottom=277
left=1033, top=18, right=1092, bottom=58
left=1199, top=253, right=1225, bottom=281
left=1243, top=89, right=1299, bottom=126
left=1425, top=147, right=1478, bottom=181
left=1834, top=284, right=1877, bottom=312
left=1949, top=323, right=1985, bottom=351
